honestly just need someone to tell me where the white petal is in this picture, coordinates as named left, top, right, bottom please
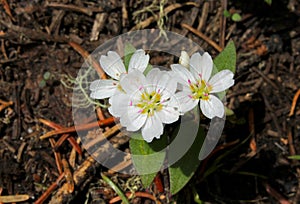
left=175, top=91, right=199, bottom=114
left=158, top=73, right=177, bottom=96
left=200, top=95, right=224, bottom=119
left=141, top=115, right=163, bottom=142
left=171, top=64, right=196, bottom=85
left=108, top=93, right=129, bottom=117
left=156, top=106, right=180, bottom=124
left=147, top=69, right=177, bottom=100
left=168, top=70, right=181, bottom=85
left=146, top=68, right=160, bottom=85
left=120, top=70, right=146, bottom=94
left=100, top=51, right=126, bottom=80
left=89, top=79, right=118, bottom=99
left=128, top=49, right=150, bottom=73
left=209, top=70, right=234, bottom=93
left=179, top=51, right=190, bottom=68
left=122, top=106, right=147, bottom=131
left=190, top=52, right=213, bottom=81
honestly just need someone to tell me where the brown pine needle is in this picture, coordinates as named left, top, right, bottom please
left=39, top=119, right=83, bottom=155
left=181, top=23, right=223, bottom=52
left=40, top=117, right=115, bottom=140
left=0, top=99, right=13, bottom=112
left=34, top=173, right=65, bottom=204
left=1, top=0, right=15, bottom=21
left=109, top=192, right=160, bottom=204
left=289, top=89, right=300, bottom=116
left=68, top=41, right=107, bottom=79
left=49, top=138, right=63, bottom=174
left=66, top=137, right=83, bottom=155
left=39, top=118, right=62, bottom=129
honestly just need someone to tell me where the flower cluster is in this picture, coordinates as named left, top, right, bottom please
left=90, top=49, right=234, bottom=142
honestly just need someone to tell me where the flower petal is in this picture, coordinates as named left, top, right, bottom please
left=190, top=52, right=213, bottom=81
left=200, top=95, right=224, bottom=119
left=108, top=93, right=129, bottom=117
left=120, top=70, right=147, bottom=94
left=171, top=64, right=196, bottom=85
left=147, top=69, right=177, bottom=100
left=156, top=106, right=180, bottom=124
left=179, top=51, right=190, bottom=68
left=141, top=115, right=163, bottom=142
left=128, top=49, right=150, bottom=73
left=209, top=70, right=234, bottom=93
left=100, top=51, right=126, bottom=80
left=158, top=73, right=177, bottom=96
left=121, top=106, right=147, bottom=131
left=89, top=79, right=118, bottom=99
left=175, top=91, right=199, bottom=114
left=146, top=68, right=160, bottom=87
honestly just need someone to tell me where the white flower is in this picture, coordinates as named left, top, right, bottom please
left=90, top=49, right=150, bottom=99
left=109, top=68, right=180, bottom=142
left=171, top=52, right=234, bottom=119
left=179, top=51, right=190, bottom=68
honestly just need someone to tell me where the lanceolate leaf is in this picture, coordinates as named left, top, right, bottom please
left=123, top=42, right=152, bottom=74
left=129, top=133, right=167, bottom=187
left=213, top=40, right=236, bottom=74
left=288, top=155, right=300, bottom=160
left=124, top=42, right=136, bottom=70
left=168, top=120, right=205, bottom=195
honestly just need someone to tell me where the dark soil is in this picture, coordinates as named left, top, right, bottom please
left=0, top=0, right=300, bottom=203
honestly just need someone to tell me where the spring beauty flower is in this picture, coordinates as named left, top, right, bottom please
left=109, top=68, right=180, bottom=142
left=171, top=52, right=234, bottom=119
left=90, top=49, right=149, bottom=99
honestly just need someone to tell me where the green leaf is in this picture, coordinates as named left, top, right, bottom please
left=124, top=42, right=136, bottom=71
left=213, top=40, right=236, bottom=74
left=43, top=71, right=51, bottom=80
left=129, top=133, right=167, bottom=187
left=143, top=64, right=153, bottom=75
left=264, top=0, right=272, bottom=5
left=225, top=107, right=235, bottom=116
left=231, top=13, right=242, bottom=22
left=288, top=155, right=300, bottom=160
left=38, top=80, right=46, bottom=88
left=101, top=173, right=130, bottom=204
left=168, top=121, right=205, bottom=195
left=223, top=10, right=231, bottom=18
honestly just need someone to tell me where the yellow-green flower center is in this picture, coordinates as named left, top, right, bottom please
left=117, top=84, right=124, bottom=92
left=135, top=90, right=163, bottom=116
left=189, top=79, right=212, bottom=100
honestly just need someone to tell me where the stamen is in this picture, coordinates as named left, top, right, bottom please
left=129, top=101, right=133, bottom=106
left=139, top=86, right=144, bottom=91
left=188, top=79, right=192, bottom=84
left=136, top=89, right=163, bottom=115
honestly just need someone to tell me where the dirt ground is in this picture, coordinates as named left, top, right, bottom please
left=0, top=0, right=300, bottom=203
